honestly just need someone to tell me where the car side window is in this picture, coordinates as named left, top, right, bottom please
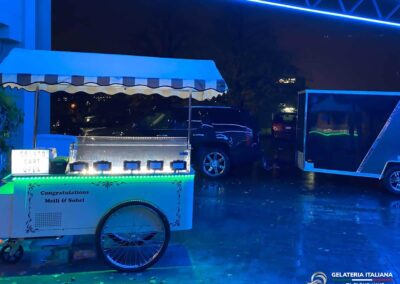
left=171, top=111, right=201, bottom=130
left=196, top=109, right=212, bottom=124
left=173, top=114, right=188, bottom=129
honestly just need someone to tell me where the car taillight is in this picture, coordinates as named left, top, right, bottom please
left=273, top=123, right=283, bottom=132
left=245, top=132, right=253, bottom=146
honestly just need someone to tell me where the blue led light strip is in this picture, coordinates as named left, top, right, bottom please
left=248, top=0, right=400, bottom=28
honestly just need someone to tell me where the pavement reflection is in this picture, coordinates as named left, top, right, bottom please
left=1, top=167, right=399, bottom=283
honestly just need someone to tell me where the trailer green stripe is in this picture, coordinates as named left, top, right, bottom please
left=309, top=130, right=359, bottom=137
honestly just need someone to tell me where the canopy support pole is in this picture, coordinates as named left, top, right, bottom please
left=187, top=91, right=192, bottom=150
left=33, top=85, right=40, bottom=148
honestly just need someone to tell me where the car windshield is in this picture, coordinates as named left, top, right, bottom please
left=138, top=112, right=172, bottom=129
left=137, top=109, right=189, bottom=130
left=274, top=113, right=296, bottom=123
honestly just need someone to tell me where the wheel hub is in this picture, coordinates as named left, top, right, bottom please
left=203, top=152, right=226, bottom=177
left=390, top=171, right=400, bottom=191
left=211, top=160, right=219, bottom=168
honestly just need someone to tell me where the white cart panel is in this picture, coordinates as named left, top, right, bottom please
left=0, top=173, right=194, bottom=239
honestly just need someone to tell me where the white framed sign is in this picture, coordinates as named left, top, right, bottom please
left=11, top=150, right=50, bottom=175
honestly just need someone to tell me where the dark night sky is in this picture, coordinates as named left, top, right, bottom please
left=52, top=0, right=400, bottom=91
left=265, top=4, right=400, bottom=90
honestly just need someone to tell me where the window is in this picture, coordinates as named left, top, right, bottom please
left=138, top=111, right=173, bottom=130
left=274, top=113, right=296, bottom=123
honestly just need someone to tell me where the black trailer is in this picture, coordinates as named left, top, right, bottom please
left=296, top=90, right=400, bottom=194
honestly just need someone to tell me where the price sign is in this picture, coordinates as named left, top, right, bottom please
left=11, top=150, right=49, bottom=175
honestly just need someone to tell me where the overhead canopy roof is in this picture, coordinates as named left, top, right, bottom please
left=0, top=48, right=228, bottom=101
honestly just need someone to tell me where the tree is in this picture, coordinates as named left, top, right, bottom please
left=0, top=90, right=23, bottom=174
left=192, top=1, right=306, bottom=129
left=120, top=0, right=306, bottom=129
left=52, top=0, right=306, bottom=130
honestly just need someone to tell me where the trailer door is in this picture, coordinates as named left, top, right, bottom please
left=295, top=92, right=306, bottom=169
left=304, top=92, right=399, bottom=175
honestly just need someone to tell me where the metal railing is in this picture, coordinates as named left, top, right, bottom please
left=248, top=0, right=400, bottom=28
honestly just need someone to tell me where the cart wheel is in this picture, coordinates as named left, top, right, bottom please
left=96, top=201, right=170, bottom=272
left=0, top=244, right=24, bottom=264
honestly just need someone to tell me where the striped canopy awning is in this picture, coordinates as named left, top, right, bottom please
left=0, top=49, right=228, bottom=101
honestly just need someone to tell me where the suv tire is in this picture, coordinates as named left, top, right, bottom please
left=198, top=148, right=230, bottom=178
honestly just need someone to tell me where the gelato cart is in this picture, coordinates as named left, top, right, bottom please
left=0, top=49, right=228, bottom=271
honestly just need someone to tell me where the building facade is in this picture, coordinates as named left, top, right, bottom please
left=0, top=0, right=51, bottom=149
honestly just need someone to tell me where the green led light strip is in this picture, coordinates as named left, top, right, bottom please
left=0, top=182, right=14, bottom=195
left=13, top=174, right=195, bottom=182
left=309, top=130, right=359, bottom=137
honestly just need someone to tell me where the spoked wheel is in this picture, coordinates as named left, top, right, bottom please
left=200, top=148, right=230, bottom=178
left=384, top=166, right=400, bottom=194
left=96, top=201, right=170, bottom=272
left=107, top=232, right=158, bottom=246
left=390, top=171, right=400, bottom=190
left=0, top=242, right=24, bottom=264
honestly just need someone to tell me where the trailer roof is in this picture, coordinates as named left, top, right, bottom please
left=299, top=90, right=400, bottom=96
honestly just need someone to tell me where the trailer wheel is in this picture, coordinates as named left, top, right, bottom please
left=0, top=243, right=24, bottom=264
left=96, top=201, right=170, bottom=272
left=383, top=166, right=400, bottom=194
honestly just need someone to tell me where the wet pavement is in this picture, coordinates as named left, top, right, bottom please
left=1, top=167, right=400, bottom=283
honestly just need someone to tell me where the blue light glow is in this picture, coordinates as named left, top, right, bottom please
left=248, top=0, right=400, bottom=28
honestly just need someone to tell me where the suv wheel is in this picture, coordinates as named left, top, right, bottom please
left=199, top=148, right=230, bottom=178
left=383, top=166, right=400, bottom=194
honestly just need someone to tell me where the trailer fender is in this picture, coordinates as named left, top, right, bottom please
left=380, top=160, right=400, bottom=179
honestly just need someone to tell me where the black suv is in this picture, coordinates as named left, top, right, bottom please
left=83, top=106, right=260, bottom=178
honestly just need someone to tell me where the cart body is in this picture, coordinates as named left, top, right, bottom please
left=0, top=173, right=194, bottom=239
left=0, top=48, right=228, bottom=270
